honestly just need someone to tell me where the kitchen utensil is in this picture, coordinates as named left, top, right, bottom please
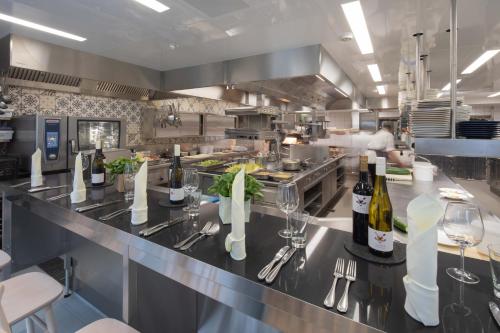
left=98, top=208, right=131, bottom=221
left=10, top=181, right=31, bottom=188
left=323, top=258, right=345, bottom=308
left=179, top=223, right=220, bottom=250
left=265, top=247, right=297, bottom=284
left=337, top=259, right=357, bottom=313
left=490, top=302, right=500, bottom=327
left=28, top=185, right=69, bottom=193
left=0, top=101, right=7, bottom=109
left=47, top=192, right=71, bottom=201
left=174, top=222, right=213, bottom=249
left=139, top=216, right=186, bottom=237
left=282, top=159, right=301, bottom=171
left=74, top=200, right=122, bottom=213
left=257, top=246, right=290, bottom=280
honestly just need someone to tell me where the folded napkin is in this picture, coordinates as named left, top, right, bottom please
left=31, top=148, right=43, bottom=187
left=225, top=168, right=246, bottom=260
left=70, top=152, right=86, bottom=203
left=403, top=194, right=443, bottom=326
left=131, top=161, right=148, bottom=225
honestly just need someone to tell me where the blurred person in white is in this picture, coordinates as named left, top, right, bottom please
left=367, top=122, right=408, bottom=167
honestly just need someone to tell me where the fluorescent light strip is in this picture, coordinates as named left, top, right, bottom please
left=341, top=1, right=374, bottom=55
left=315, top=74, right=326, bottom=82
left=441, top=79, right=462, bottom=91
left=335, top=87, right=348, bottom=97
left=376, top=85, right=385, bottom=95
left=0, top=13, right=86, bottom=41
left=133, top=0, right=169, bottom=13
left=367, top=64, right=382, bottom=82
left=488, top=92, right=500, bottom=98
left=461, top=50, right=500, bottom=74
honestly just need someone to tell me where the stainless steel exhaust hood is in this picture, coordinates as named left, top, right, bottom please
left=0, top=34, right=163, bottom=100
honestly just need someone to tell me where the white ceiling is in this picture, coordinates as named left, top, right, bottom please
left=0, top=0, right=499, bottom=102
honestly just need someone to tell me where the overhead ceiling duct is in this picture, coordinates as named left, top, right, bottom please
left=0, top=34, right=162, bottom=100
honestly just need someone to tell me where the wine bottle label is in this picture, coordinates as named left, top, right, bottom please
left=352, top=194, right=371, bottom=214
left=170, top=188, right=184, bottom=201
left=92, top=173, right=105, bottom=184
left=368, top=227, right=393, bottom=252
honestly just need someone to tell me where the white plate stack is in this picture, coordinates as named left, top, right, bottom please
left=409, top=100, right=469, bottom=138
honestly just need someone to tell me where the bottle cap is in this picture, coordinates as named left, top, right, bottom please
left=376, top=157, right=386, bottom=176
left=174, top=144, right=180, bottom=156
left=95, top=140, right=101, bottom=150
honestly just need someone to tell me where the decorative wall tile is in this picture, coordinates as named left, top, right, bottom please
left=39, top=94, right=56, bottom=112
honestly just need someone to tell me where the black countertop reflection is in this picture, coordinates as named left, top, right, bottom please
left=3, top=174, right=500, bottom=333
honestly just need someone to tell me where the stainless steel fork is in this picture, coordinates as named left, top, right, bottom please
left=323, top=258, right=344, bottom=308
left=337, top=260, right=357, bottom=313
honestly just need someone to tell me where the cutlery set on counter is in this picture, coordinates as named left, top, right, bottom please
left=324, top=258, right=357, bottom=313
left=258, top=246, right=297, bottom=284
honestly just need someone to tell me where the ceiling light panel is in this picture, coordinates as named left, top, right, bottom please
left=441, top=79, right=462, bottom=91
left=341, top=1, right=374, bottom=55
left=376, top=85, right=385, bottom=95
left=335, top=87, right=348, bottom=97
left=367, top=64, right=382, bottom=82
left=133, top=0, right=170, bottom=13
left=488, top=92, right=500, bottom=98
left=0, top=13, right=86, bottom=41
left=461, top=50, right=500, bottom=74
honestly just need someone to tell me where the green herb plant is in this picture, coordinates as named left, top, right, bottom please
left=105, top=157, right=142, bottom=181
left=208, top=172, right=264, bottom=201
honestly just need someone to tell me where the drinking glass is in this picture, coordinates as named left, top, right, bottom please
left=182, top=168, right=199, bottom=212
left=123, top=162, right=136, bottom=201
left=488, top=244, right=500, bottom=298
left=188, top=190, right=202, bottom=217
left=276, top=182, right=299, bottom=238
left=443, top=202, right=484, bottom=284
left=290, top=211, right=310, bottom=248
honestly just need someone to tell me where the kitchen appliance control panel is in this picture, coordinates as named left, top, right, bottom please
left=44, top=119, right=60, bottom=161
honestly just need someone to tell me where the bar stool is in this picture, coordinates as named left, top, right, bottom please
left=0, top=271, right=63, bottom=333
left=76, top=318, right=140, bottom=333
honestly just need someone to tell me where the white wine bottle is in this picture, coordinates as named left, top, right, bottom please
left=368, top=157, right=393, bottom=257
left=91, top=140, right=106, bottom=186
left=169, top=144, right=184, bottom=204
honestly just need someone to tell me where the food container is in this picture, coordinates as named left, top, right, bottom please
left=413, top=162, right=434, bottom=181
left=200, top=145, right=214, bottom=154
left=282, top=159, right=301, bottom=171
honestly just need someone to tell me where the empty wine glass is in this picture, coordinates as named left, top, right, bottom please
left=276, top=182, right=299, bottom=238
left=182, top=168, right=199, bottom=212
left=443, top=202, right=484, bottom=284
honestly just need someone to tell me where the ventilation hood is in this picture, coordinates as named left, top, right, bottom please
left=0, top=34, right=166, bottom=100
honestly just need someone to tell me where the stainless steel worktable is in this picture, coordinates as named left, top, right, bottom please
left=1, top=174, right=497, bottom=333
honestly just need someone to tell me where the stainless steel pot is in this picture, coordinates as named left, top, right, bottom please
left=282, top=159, right=301, bottom=171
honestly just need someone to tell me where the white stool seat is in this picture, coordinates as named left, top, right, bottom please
left=76, top=319, right=140, bottom=333
left=1, top=272, right=63, bottom=324
left=0, top=251, right=11, bottom=271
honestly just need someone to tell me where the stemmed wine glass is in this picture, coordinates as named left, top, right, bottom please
left=442, top=202, right=484, bottom=284
left=276, top=182, right=299, bottom=238
left=182, top=168, right=199, bottom=212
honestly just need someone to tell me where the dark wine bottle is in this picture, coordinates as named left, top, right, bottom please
left=366, top=151, right=377, bottom=187
left=368, top=157, right=393, bottom=257
left=91, top=140, right=106, bottom=186
left=352, top=155, right=373, bottom=245
left=169, top=144, right=184, bottom=204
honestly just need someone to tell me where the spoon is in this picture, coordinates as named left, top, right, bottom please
left=179, top=223, right=220, bottom=251
left=174, top=222, right=213, bottom=249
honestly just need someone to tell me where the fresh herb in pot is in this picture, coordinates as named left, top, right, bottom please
left=105, top=157, right=142, bottom=181
left=208, top=171, right=264, bottom=201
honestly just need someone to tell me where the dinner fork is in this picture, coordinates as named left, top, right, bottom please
left=323, top=258, right=345, bottom=308
left=337, top=260, right=357, bottom=313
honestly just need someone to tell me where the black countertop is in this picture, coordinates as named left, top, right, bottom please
left=2, top=174, right=500, bottom=333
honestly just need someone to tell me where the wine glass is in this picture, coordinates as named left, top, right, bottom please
left=442, top=202, right=484, bottom=284
left=276, top=182, right=299, bottom=238
left=182, top=168, right=199, bottom=211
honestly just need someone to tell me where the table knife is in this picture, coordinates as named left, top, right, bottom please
left=139, top=216, right=186, bottom=237
left=75, top=200, right=122, bottom=213
left=10, top=181, right=31, bottom=188
left=28, top=185, right=69, bottom=193
left=489, top=302, right=500, bottom=327
left=265, top=248, right=297, bottom=284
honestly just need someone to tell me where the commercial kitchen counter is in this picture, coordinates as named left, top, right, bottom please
left=1, top=172, right=497, bottom=333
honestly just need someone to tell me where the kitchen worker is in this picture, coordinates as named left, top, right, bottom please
left=367, top=122, right=408, bottom=167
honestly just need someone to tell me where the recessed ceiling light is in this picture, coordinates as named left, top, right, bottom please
left=367, top=64, right=382, bottom=82
left=441, top=79, right=462, bottom=91
left=168, top=43, right=177, bottom=50
left=0, top=13, right=86, bottom=41
left=461, top=50, right=500, bottom=74
left=335, top=87, right=348, bottom=97
left=133, top=0, right=169, bottom=13
left=376, top=85, right=385, bottom=95
left=225, top=27, right=243, bottom=37
left=488, top=92, right=500, bottom=98
left=315, top=74, right=326, bottom=82
left=341, top=1, right=374, bottom=55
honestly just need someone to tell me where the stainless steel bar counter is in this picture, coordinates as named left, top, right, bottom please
left=1, top=174, right=497, bottom=333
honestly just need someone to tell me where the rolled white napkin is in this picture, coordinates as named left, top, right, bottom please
left=70, top=152, right=86, bottom=203
left=131, top=161, right=148, bottom=225
left=225, top=169, right=246, bottom=260
left=31, top=148, right=43, bottom=187
left=403, top=193, right=443, bottom=326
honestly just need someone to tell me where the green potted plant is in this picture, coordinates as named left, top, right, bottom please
left=208, top=170, right=263, bottom=224
left=105, top=156, right=142, bottom=192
